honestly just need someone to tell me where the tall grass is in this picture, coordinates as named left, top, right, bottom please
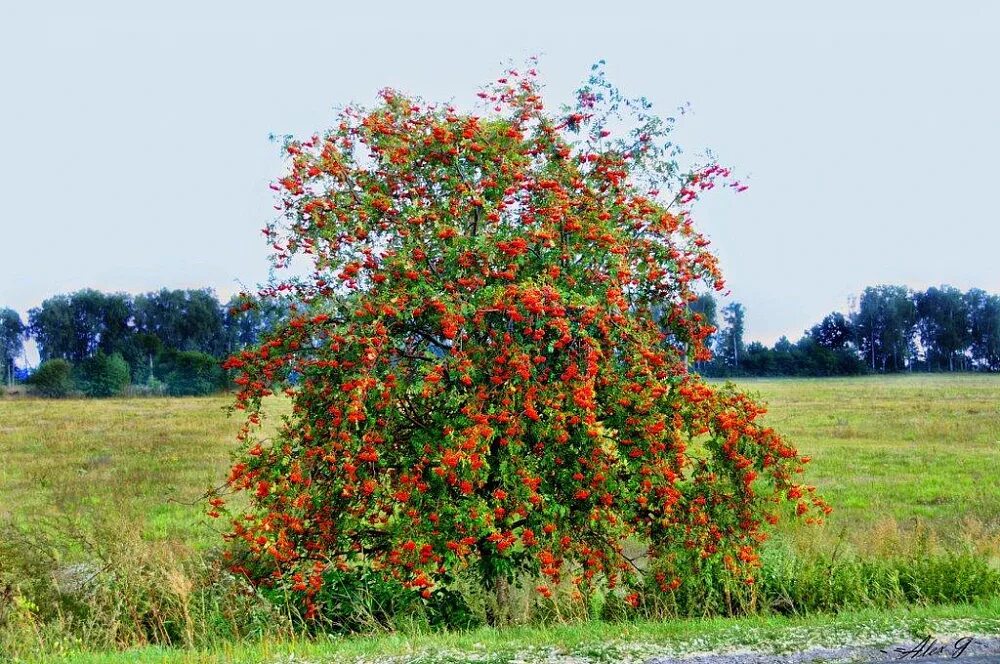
left=0, top=516, right=293, bottom=660
left=2, top=514, right=998, bottom=660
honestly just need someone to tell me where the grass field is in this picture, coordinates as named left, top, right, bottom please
left=2, top=374, right=997, bottom=550
left=0, top=396, right=257, bottom=545
left=1, top=374, right=998, bottom=662
left=734, top=374, right=1000, bottom=555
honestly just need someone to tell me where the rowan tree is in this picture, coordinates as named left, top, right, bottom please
left=216, top=63, right=829, bottom=622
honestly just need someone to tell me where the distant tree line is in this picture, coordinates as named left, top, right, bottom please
left=689, top=284, right=1000, bottom=377
left=1, top=288, right=291, bottom=396
left=3, top=283, right=998, bottom=395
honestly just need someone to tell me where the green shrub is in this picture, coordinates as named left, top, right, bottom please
left=155, top=350, right=225, bottom=396
left=28, top=359, right=74, bottom=397
left=75, top=351, right=131, bottom=397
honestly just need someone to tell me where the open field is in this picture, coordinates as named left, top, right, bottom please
left=0, top=397, right=247, bottom=545
left=1, top=374, right=997, bottom=550
left=733, top=374, right=1000, bottom=554
left=1, top=374, right=998, bottom=662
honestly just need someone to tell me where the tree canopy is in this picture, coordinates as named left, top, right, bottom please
left=217, top=65, right=828, bottom=621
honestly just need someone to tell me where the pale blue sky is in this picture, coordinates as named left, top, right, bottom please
left=2, top=1, right=998, bottom=351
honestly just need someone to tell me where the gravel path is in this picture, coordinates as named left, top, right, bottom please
left=283, top=622, right=1000, bottom=664
left=337, top=634, right=1000, bottom=664
left=645, top=634, right=1000, bottom=663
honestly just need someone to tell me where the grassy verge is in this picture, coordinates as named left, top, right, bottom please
left=23, top=598, right=1000, bottom=663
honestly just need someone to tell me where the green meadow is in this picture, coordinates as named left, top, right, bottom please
left=736, top=374, right=1000, bottom=555
left=3, top=374, right=997, bottom=550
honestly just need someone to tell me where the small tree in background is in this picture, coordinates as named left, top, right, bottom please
left=155, top=350, right=225, bottom=396
left=216, top=63, right=829, bottom=623
left=29, top=359, right=74, bottom=398
left=916, top=285, right=971, bottom=371
left=0, top=308, right=25, bottom=386
left=809, top=312, right=853, bottom=351
left=716, top=302, right=746, bottom=371
left=967, top=289, right=1000, bottom=371
left=75, top=351, right=131, bottom=397
left=853, top=285, right=916, bottom=372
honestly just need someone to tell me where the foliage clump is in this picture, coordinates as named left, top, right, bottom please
left=155, top=349, right=226, bottom=396
left=28, top=359, right=74, bottom=397
left=218, top=63, right=829, bottom=619
left=76, top=351, right=131, bottom=397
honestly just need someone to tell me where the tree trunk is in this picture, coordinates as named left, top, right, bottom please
left=485, top=573, right=512, bottom=627
left=495, top=575, right=511, bottom=626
